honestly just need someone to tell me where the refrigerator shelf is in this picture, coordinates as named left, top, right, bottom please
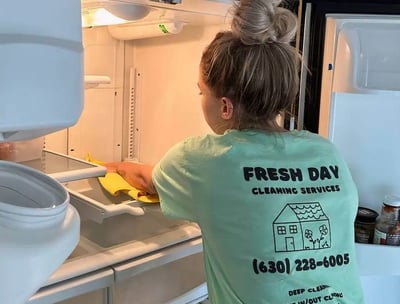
left=21, top=149, right=107, bottom=183
left=64, top=177, right=149, bottom=222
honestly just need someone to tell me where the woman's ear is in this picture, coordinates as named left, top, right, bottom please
left=220, top=97, right=234, bottom=120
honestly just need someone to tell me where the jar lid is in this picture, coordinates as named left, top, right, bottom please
left=356, top=207, right=379, bottom=223
left=383, top=194, right=400, bottom=207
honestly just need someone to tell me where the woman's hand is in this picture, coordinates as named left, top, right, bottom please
left=104, top=162, right=157, bottom=194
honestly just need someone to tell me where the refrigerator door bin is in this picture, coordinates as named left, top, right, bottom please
left=328, top=15, right=400, bottom=94
left=356, top=243, right=400, bottom=304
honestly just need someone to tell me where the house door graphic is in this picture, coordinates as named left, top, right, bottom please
left=285, top=237, right=295, bottom=251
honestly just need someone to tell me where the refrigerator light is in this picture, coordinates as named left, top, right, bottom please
left=82, top=7, right=127, bottom=27
left=82, top=4, right=150, bottom=27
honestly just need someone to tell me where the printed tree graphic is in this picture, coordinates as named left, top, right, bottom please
left=304, top=224, right=329, bottom=249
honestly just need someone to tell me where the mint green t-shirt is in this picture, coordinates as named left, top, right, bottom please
left=152, top=130, right=364, bottom=304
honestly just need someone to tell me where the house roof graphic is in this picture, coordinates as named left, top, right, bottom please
left=274, top=202, right=328, bottom=223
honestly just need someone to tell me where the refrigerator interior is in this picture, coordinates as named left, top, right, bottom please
left=319, top=14, right=400, bottom=304
left=45, top=22, right=230, bottom=165
left=38, top=15, right=231, bottom=303
left=39, top=6, right=400, bottom=303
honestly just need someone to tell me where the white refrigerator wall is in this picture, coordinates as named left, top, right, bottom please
left=125, top=24, right=228, bottom=164
left=46, top=26, right=124, bottom=162
left=46, top=23, right=228, bottom=164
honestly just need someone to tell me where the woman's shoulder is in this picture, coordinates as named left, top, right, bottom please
left=290, top=130, right=337, bottom=147
left=176, top=133, right=233, bottom=158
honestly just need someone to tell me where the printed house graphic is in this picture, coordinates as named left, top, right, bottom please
left=273, top=202, right=331, bottom=252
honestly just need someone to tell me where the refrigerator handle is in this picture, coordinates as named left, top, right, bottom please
left=297, top=3, right=313, bottom=130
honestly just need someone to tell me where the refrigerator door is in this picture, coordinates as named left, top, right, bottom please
left=298, top=0, right=400, bottom=133
left=319, top=15, right=400, bottom=304
left=0, top=0, right=83, bottom=142
left=319, top=15, right=400, bottom=211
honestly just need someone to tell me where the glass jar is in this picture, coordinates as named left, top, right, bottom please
left=355, top=207, right=379, bottom=243
left=373, top=195, right=400, bottom=245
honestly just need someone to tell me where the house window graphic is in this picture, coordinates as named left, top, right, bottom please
left=272, top=202, right=331, bottom=252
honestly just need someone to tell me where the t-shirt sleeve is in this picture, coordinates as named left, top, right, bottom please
left=152, top=140, right=198, bottom=222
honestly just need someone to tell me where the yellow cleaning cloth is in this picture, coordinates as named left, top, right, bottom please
left=86, top=154, right=159, bottom=204
left=98, top=172, right=160, bottom=203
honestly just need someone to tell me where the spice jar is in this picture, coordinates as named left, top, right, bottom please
left=355, top=207, right=378, bottom=243
left=373, top=195, right=400, bottom=246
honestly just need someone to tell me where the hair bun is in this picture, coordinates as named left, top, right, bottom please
left=230, top=0, right=297, bottom=45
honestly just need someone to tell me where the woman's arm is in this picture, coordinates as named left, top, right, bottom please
left=105, top=162, right=157, bottom=194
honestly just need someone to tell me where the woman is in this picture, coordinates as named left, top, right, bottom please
left=107, top=0, right=364, bottom=302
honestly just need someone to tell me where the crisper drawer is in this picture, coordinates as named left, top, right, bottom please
left=28, top=269, right=113, bottom=304
left=112, top=239, right=206, bottom=304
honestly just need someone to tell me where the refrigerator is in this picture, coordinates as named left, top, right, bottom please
left=0, top=0, right=84, bottom=303
left=2, top=0, right=400, bottom=302
left=16, top=1, right=231, bottom=303
left=297, top=2, right=400, bottom=303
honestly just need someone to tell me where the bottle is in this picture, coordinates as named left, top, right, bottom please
left=373, top=195, right=400, bottom=245
left=355, top=207, right=379, bottom=243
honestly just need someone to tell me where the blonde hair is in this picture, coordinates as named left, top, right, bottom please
left=200, top=0, right=300, bottom=130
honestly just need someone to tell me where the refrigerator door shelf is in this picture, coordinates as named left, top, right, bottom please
left=332, top=17, right=400, bottom=93
left=319, top=14, right=400, bottom=137
left=0, top=0, right=83, bottom=142
left=356, top=243, right=400, bottom=276
left=0, top=161, right=80, bottom=304
left=356, top=243, right=400, bottom=304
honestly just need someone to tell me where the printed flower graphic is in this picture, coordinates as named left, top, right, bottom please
left=305, top=229, right=313, bottom=239
left=320, top=224, right=328, bottom=235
